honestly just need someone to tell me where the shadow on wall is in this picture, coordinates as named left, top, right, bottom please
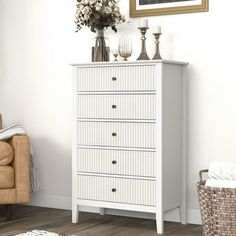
left=29, top=136, right=72, bottom=207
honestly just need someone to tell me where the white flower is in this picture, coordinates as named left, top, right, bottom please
left=95, top=5, right=101, bottom=11
left=114, top=6, right=119, bottom=12
left=113, top=11, right=120, bottom=17
left=81, top=6, right=90, bottom=14
left=105, top=6, right=112, bottom=14
left=83, top=0, right=89, bottom=4
left=95, top=2, right=102, bottom=10
left=108, top=2, right=114, bottom=8
left=89, top=0, right=96, bottom=5
left=76, top=8, right=81, bottom=15
left=84, top=14, right=89, bottom=20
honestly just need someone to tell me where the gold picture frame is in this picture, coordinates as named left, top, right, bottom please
left=130, top=0, right=209, bottom=17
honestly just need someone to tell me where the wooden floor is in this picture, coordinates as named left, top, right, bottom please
left=0, top=205, right=202, bottom=236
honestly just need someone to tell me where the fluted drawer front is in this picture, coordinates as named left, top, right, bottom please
left=77, top=121, right=155, bottom=149
left=77, top=175, right=156, bottom=206
left=76, top=65, right=156, bottom=92
left=77, top=148, right=156, bottom=177
left=77, top=94, right=156, bottom=120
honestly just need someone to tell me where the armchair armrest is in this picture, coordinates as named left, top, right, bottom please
left=9, top=135, right=30, bottom=203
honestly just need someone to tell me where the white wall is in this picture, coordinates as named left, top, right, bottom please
left=1, top=0, right=236, bottom=224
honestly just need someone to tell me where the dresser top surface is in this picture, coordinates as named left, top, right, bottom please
left=71, top=60, right=188, bottom=67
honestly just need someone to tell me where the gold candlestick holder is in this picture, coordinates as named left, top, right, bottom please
left=137, top=27, right=150, bottom=60
left=152, top=33, right=162, bottom=60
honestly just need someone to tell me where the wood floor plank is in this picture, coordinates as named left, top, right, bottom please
left=0, top=205, right=202, bottom=236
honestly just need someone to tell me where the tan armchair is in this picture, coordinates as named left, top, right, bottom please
left=0, top=114, right=30, bottom=220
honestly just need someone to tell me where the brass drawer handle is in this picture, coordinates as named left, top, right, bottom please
left=112, top=132, right=117, bottom=137
left=112, top=188, right=116, bottom=192
left=112, top=105, right=117, bottom=109
left=112, top=77, right=117, bottom=81
left=112, top=160, right=117, bottom=165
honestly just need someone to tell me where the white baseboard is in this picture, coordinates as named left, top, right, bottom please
left=187, top=208, right=202, bottom=225
left=30, top=193, right=72, bottom=210
left=30, top=194, right=201, bottom=225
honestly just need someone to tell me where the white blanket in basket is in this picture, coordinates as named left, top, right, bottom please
left=206, top=161, right=236, bottom=188
left=205, top=179, right=236, bottom=188
left=208, top=161, right=236, bottom=181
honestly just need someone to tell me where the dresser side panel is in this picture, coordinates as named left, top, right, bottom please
left=162, top=64, right=184, bottom=211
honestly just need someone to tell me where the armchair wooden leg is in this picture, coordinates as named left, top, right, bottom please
left=5, top=204, right=12, bottom=220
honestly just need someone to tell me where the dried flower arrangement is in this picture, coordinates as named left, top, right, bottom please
left=75, top=0, right=125, bottom=33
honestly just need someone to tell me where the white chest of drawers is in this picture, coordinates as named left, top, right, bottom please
left=72, top=60, right=188, bottom=234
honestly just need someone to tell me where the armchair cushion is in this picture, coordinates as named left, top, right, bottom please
left=0, top=166, right=14, bottom=188
left=0, top=141, right=14, bottom=165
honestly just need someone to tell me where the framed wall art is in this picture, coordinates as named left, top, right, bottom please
left=130, top=0, right=209, bottom=17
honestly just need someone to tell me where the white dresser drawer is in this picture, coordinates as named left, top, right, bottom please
left=76, top=65, right=156, bottom=92
left=77, top=94, right=156, bottom=120
left=77, top=148, right=156, bottom=177
left=77, top=121, right=155, bottom=149
left=77, top=175, right=156, bottom=206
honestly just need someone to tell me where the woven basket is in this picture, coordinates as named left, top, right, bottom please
left=197, top=169, right=236, bottom=236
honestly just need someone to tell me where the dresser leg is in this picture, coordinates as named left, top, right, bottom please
left=179, top=205, right=187, bottom=224
left=72, top=204, right=79, bottom=223
left=156, top=213, right=163, bottom=234
left=100, top=208, right=105, bottom=216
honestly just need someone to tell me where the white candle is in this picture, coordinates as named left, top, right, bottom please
left=139, top=19, right=148, bottom=28
left=154, top=25, right=161, bottom=34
